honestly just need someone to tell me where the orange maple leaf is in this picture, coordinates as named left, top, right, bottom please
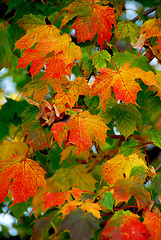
left=101, top=210, right=150, bottom=240
left=68, top=77, right=91, bottom=97
left=51, top=110, right=108, bottom=152
left=15, top=25, right=60, bottom=50
left=43, top=188, right=84, bottom=210
left=54, top=91, right=78, bottom=113
left=61, top=0, right=117, bottom=45
left=44, top=191, right=70, bottom=209
left=60, top=199, right=101, bottom=219
left=133, top=18, right=161, bottom=49
left=15, top=24, right=82, bottom=79
left=0, top=154, right=47, bottom=205
left=91, top=63, right=158, bottom=109
left=144, top=211, right=161, bottom=240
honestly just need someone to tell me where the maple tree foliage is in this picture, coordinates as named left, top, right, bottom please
left=1, top=0, right=161, bottom=239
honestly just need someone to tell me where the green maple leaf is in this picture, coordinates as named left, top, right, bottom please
left=60, top=208, right=99, bottom=240
left=114, top=20, right=140, bottom=43
left=91, top=50, right=111, bottom=69
left=106, top=102, right=142, bottom=139
left=0, top=21, right=15, bottom=68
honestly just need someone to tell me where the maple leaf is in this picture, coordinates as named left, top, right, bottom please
left=90, top=63, right=158, bottom=109
left=44, top=191, right=70, bottom=209
left=112, top=178, right=151, bottom=210
left=101, top=210, right=150, bottom=240
left=91, top=50, right=111, bottom=69
left=107, top=0, right=125, bottom=18
left=22, top=106, right=51, bottom=151
left=99, top=190, right=114, bottom=212
left=61, top=0, right=117, bottom=45
left=0, top=21, right=15, bottom=68
left=54, top=91, right=78, bottom=113
left=133, top=18, right=161, bottom=49
left=22, top=73, right=49, bottom=102
left=15, top=20, right=82, bottom=79
left=68, top=77, right=91, bottom=97
left=143, top=211, right=161, bottom=240
left=51, top=110, right=108, bottom=152
left=0, top=154, right=47, bottom=205
left=114, top=20, right=140, bottom=44
left=15, top=24, right=60, bottom=50
left=60, top=199, right=101, bottom=219
left=32, top=217, right=52, bottom=240
left=0, top=139, right=29, bottom=160
left=106, top=102, right=142, bottom=139
left=53, top=165, right=97, bottom=192
left=60, top=208, right=99, bottom=240
left=102, top=153, right=148, bottom=185
left=60, top=145, right=90, bottom=164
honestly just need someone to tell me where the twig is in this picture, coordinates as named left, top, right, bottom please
left=131, top=6, right=157, bottom=23
left=155, top=163, right=161, bottom=172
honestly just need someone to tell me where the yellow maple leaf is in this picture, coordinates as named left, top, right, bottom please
left=102, top=153, right=148, bottom=185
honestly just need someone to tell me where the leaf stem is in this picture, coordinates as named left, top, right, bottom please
left=25, top=145, right=31, bottom=160
left=4, top=21, right=9, bottom=27
left=51, top=9, right=65, bottom=25
left=110, top=60, right=119, bottom=71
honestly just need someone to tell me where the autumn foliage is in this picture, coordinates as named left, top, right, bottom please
left=1, top=0, right=161, bottom=239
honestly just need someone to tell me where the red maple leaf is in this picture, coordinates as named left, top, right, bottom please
left=51, top=110, right=108, bottom=152
left=0, top=154, right=47, bottom=205
left=61, top=0, right=117, bottom=45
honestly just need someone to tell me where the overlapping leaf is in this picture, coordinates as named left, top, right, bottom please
left=60, top=199, right=101, bottom=219
left=102, top=153, right=148, bottom=185
left=53, top=165, right=97, bottom=191
left=144, top=211, right=161, bottom=240
left=114, top=20, right=140, bottom=43
left=15, top=17, right=82, bottom=79
left=51, top=110, right=108, bottom=152
left=0, top=154, right=47, bottom=205
left=0, top=21, right=15, bottom=68
left=133, top=18, right=161, bottom=49
left=91, top=63, right=158, bottom=109
left=101, top=210, right=150, bottom=240
left=112, top=178, right=151, bottom=210
left=61, top=0, right=117, bottom=45
left=60, top=208, right=99, bottom=240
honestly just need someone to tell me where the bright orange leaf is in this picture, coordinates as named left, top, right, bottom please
left=101, top=210, right=150, bottom=240
left=15, top=25, right=60, bottom=50
left=15, top=24, right=82, bottom=79
left=91, top=63, right=158, bottom=109
left=0, top=154, right=47, bottom=205
left=133, top=18, right=161, bottom=49
left=54, top=91, right=78, bottom=113
left=143, top=211, right=161, bottom=240
left=44, top=191, right=70, bottom=209
left=51, top=110, right=108, bottom=152
left=68, top=77, right=91, bottom=97
left=44, top=188, right=85, bottom=210
left=60, top=199, right=101, bottom=219
left=61, top=0, right=117, bottom=45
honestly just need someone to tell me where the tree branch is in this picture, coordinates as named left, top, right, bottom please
left=131, top=6, right=157, bottom=23
left=155, top=163, right=161, bottom=172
